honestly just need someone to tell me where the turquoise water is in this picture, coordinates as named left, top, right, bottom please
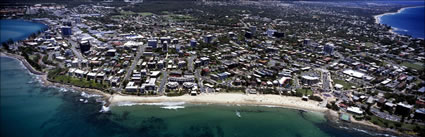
left=380, top=6, right=425, bottom=38
left=0, top=57, right=390, bottom=137
left=0, top=20, right=47, bottom=43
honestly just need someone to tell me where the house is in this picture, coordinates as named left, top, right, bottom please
left=414, top=108, right=425, bottom=120
left=125, top=82, right=139, bottom=92
left=167, top=82, right=179, bottom=89
left=347, top=107, right=363, bottom=115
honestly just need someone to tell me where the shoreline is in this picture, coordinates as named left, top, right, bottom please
left=109, top=93, right=329, bottom=112
left=374, top=6, right=425, bottom=37
left=0, top=53, right=111, bottom=99
left=0, top=19, right=48, bottom=44
left=0, top=53, right=403, bottom=136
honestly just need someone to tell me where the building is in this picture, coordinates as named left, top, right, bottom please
left=142, top=78, right=157, bottom=91
left=172, top=38, right=179, bottom=44
left=183, top=82, right=196, bottom=89
left=273, top=32, right=285, bottom=38
left=167, top=82, right=179, bottom=89
left=414, top=108, right=425, bottom=120
left=324, top=43, right=335, bottom=55
left=190, top=39, right=197, bottom=47
left=300, top=75, right=319, bottom=86
left=148, top=39, right=157, bottom=48
left=204, top=35, right=213, bottom=44
left=200, top=57, right=209, bottom=65
left=395, top=102, right=413, bottom=116
left=61, top=26, right=72, bottom=36
left=79, top=40, right=91, bottom=53
left=124, top=0, right=143, bottom=3
left=160, top=37, right=171, bottom=44
left=347, top=107, right=363, bottom=115
left=342, top=69, right=366, bottom=79
left=106, top=49, right=116, bottom=56
left=168, top=76, right=195, bottom=84
left=228, top=32, right=235, bottom=37
left=162, top=41, right=168, bottom=52
left=249, top=26, right=256, bottom=35
left=244, top=31, right=252, bottom=39
left=303, top=38, right=311, bottom=46
left=266, top=29, right=276, bottom=37
left=278, top=77, right=291, bottom=87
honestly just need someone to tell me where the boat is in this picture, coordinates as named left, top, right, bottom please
left=236, top=111, right=241, bottom=118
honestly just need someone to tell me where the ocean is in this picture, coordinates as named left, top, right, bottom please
left=0, top=56, right=394, bottom=137
left=0, top=20, right=47, bottom=44
left=379, top=6, right=425, bottom=39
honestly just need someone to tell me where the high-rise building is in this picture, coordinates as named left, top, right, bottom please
left=303, top=39, right=311, bottom=46
left=228, top=32, right=235, bottom=38
left=395, top=102, right=413, bottom=116
left=324, top=43, right=335, bottom=55
left=162, top=41, right=168, bottom=52
left=79, top=40, right=91, bottom=54
left=61, top=26, right=72, bottom=36
left=244, top=32, right=252, bottom=39
left=204, top=35, right=213, bottom=44
left=172, top=38, right=179, bottom=44
left=249, top=26, right=257, bottom=35
left=273, top=32, right=285, bottom=38
left=160, top=37, right=171, bottom=44
left=148, top=39, right=157, bottom=48
left=266, top=29, right=276, bottom=37
left=190, top=39, right=197, bottom=47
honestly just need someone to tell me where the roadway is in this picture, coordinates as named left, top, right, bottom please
left=195, top=69, right=206, bottom=93
left=66, top=38, right=84, bottom=60
left=187, top=55, right=197, bottom=72
left=120, top=44, right=146, bottom=90
left=157, top=71, right=168, bottom=95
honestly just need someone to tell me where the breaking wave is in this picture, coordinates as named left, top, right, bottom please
left=115, top=101, right=186, bottom=110
left=81, top=91, right=102, bottom=98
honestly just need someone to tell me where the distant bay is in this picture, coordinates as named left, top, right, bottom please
left=0, top=20, right=47, bottom=44
left=378, top=6, right=425, bottom=39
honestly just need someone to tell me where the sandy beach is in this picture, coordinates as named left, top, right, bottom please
left=109, top=93, right=328, bottom=112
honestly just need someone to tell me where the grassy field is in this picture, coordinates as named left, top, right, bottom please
left=295, top=88, right=313, bottom=96
left=364, top=42, right=375, bottom=47
left=333, top=79, right=356, bottom=90
left=52, top=75, right=107, bottom=90
left=119, top=11, right=153, bottom=17
left=401, top=62, right=424, bottom=71
left=369, top=115, right=424, bottom=135
left=138, top=12, right=153, bottom=16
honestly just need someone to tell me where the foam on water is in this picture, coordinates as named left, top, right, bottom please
left=115, top=101, right=186, bottom=110
left=338, top=126, right=397, bottom=137
left=393, top=27, right=409, bottom=32
left=81, top=92, right=102, bottom=98
left=116, top=102, right=143, bottom=107
left=259, top=105, right=280, bottom=108
left=99, top=105, right=110, bottom=113
left=160, top=106, right=185, bottom=110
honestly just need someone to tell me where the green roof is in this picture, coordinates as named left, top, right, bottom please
left=340, top=113, right=350, bottom=122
